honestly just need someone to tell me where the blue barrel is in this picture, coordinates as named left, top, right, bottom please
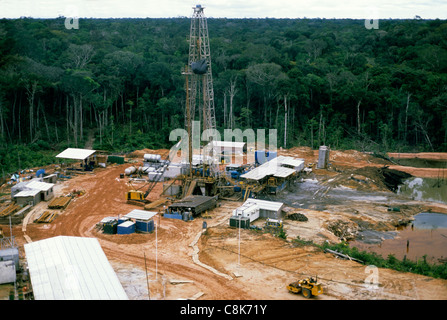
left=36, top=169, right=45, bottom=177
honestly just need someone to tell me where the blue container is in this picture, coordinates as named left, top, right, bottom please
left=255, top=150, right=265, bottom=165
left=164, top=212, right=184, bottom=220
left=118, top=217, right=130, bottom=225
left=36, top=169, right=45, bottom=178
left=266, top=151, right=277, bottom=160
left=234, top=185, right=241, bottom=192
left=255, top=150, right=277, bottom=165
left=136, top=220, right=154, bottom=233
left=117, top=221, right=136, bottom=234
left=230, top=171, right=240, bottom=179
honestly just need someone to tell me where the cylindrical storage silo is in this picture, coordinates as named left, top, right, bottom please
left=124, top=166, right=136, bottom=176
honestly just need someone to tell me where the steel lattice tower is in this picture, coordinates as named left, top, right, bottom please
left=183, top=4, right=218, bottom=177
left=184, top=4, right=216, bottom=134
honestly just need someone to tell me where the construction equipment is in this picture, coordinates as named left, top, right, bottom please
left=287, top=277, right=323, bottom=299
left=264, top=218, right=283, bottom=230
left=126, top=190, right=150, bottom=206
left=126, top=143, right=180, bottom=205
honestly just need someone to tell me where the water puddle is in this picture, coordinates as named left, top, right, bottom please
left=351, top=212, right=447, bottom=264
left=391, top=157, right=447, bottom=169
left=397, top=177, right=447, bottom=204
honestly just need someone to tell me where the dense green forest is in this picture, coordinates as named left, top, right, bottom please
left=0, top=17, right=447, bottom=174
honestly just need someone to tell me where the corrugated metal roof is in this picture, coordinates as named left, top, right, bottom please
left=273, top=167, right=297, bottom=178
left=233, top=199, right=283, bottom=217
left=14, top=189, right=40, bottom=197
left=24, top=236, right=128, bottom=300
left=208, top=141, right=245, bottom=148
left=118, top=221, right=135, bottom=228
left=26, top=180, right=54, bottom=191
left=277, top=156, right=305, bottom=168
left=240, top=156, right=304, bottom=181
left=100, top=217, right=117, bottom=224
left=243, top=199, right=284, bottom=212
left=123, top=210, right=157, bottom=221
left=56, top=148, right=96, bottom=160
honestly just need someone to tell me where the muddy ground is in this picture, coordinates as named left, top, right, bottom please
left=1, top=147, right=447, bottom=300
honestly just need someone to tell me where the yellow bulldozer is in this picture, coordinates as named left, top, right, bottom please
left=287, top=277, right=323, bottom=299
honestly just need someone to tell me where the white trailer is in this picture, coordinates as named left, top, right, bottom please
left=232, top=202, right=260, bottom=223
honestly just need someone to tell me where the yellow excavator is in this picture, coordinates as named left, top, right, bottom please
left=287, top=277, right=323, bottom=299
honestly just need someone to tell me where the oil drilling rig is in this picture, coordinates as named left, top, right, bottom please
left=181, top=4, right=220, bottom=197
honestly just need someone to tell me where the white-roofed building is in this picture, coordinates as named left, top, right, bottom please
left=11, top=178, right=55, bottom=206
left=123, top=209, right=157, bottom=221
left=240, top=156, right=304, bottom=181
left=24, top=236, right=128, bottom=300
left=240, top=155, right=305, bottom=194
left=56, top=148, right=96, bottom=160
left=230, top=199, right=284, bottom=228
left=56, top=148, right=98, bottom=171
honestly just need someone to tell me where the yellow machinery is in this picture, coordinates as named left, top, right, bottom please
left=126, top=190, right=150, bottom=206
left=287, top=277, right=323, bottom=298
left=264, top=218, right=283, bottom=230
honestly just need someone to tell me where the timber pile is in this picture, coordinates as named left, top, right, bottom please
left=48, top=196, right=72, bottom=209
left=0, top=203, right=21, bottom=217
left=34, top=211, right=58, bottom=223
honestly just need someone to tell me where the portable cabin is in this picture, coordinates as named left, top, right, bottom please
left=233, top=199, right=284, bottom=221
left=0, top=261, right=16, bottom=285
left=117, top=221, right=136, bottom=235
left=229, top=216, right=251, bottom=229
left=103, top=221, right=118, bottom=234
left=13, top=189, right=41, bottom=206
left=167, top=195, right=217, bottom=218
left=122, top=210, right=157, bottom=233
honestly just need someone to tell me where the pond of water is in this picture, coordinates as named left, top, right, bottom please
left=397, top=177, right=447, bottom=204
left=351, top=212, right=447, bottom=264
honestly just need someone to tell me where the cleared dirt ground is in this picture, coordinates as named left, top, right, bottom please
left=2, top=147, right=447, bottom=300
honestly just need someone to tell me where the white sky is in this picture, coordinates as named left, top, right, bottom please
left=0, top=0, right=445, bottom=19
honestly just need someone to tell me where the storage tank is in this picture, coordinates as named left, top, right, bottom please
left=124, top=166, right=136, bottom=176
left=144, top=154, right=161, bottom=162
left=139, top=166, right=154, bottom=174
left=317, top=146, right=330, bottom=169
